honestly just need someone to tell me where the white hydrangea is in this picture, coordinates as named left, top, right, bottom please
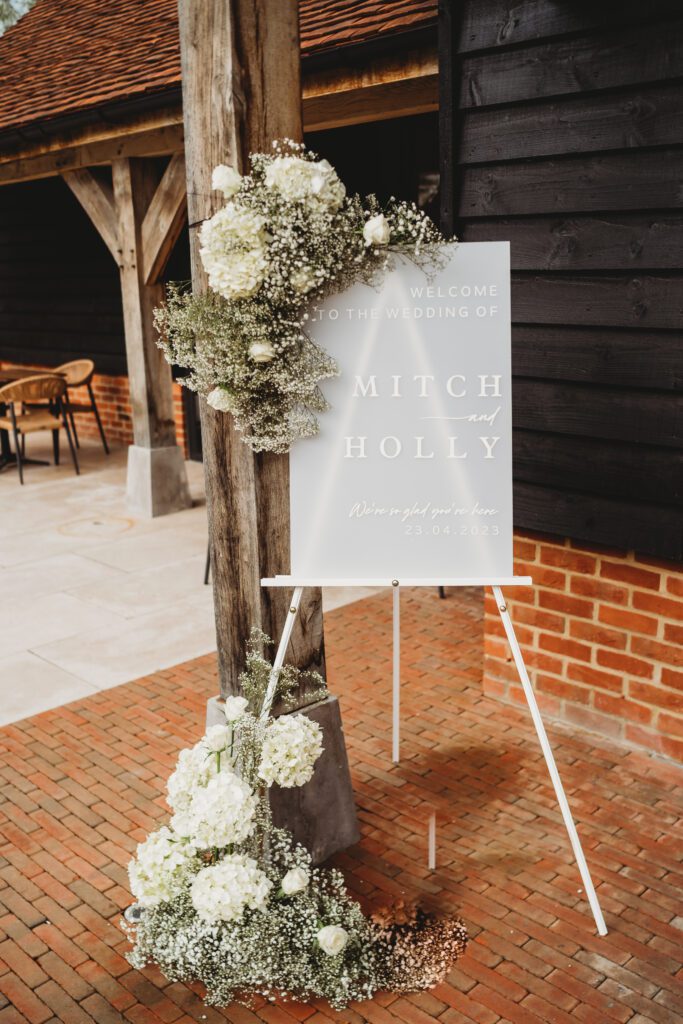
left=206, top=387, right=233, bottom=413
left=167, top=743, right=217, bottom=814
left=167, top=722, right=248, bottom=815
left=258, top=714, right=324, bottom=788
left=199, top=203, right=269, bottom=300
left=264, top=156, right=345, bottom=211
left=128, top=827, right=197, bottom=908
left=191, top=854, right=272, bottom=923
left=171, top=770, right=258, bottom=848
left=211, top=163, right=242, bottom=198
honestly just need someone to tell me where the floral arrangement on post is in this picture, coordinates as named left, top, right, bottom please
left=155, top=140, right=446, bottom=453
left=125, top=631, right=467, bottom=1010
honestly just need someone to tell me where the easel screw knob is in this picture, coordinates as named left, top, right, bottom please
left=392, top=579, right=399, bottom=587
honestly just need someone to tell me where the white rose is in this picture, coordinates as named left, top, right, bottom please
left=281, top=867, right=309, bottom=896
left=223, top=695, right=249, bottom=722
left=248, top=341, right=276, bottom=363
left=206, top=388, right=232, bottom=413
left=363, top=213, right=391, bottom=247
left=203, top=724, right=231, bottom=752
left=211, top=164, right=242, bottom=198
left=317, top=924, right=349, bottom=956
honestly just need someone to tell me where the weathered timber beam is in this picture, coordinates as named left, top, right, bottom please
left=112, top=156, right=182, bottom=448
left=0, top=46, right=437, bottom=187
left=302, top=73, right=438, bottom=131
left=0, top=122, right=185, bottom=186
left=141, top=153, right=188, bottom=284
left=62, top=168, right=120, bottom=260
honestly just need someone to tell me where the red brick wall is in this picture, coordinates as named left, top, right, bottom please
left=484, top=531, right=683, bottom=763
left=0, top=363, right=189, bottom=456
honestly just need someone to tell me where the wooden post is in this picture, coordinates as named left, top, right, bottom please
left=63, top=157, right=191, bottom=516
left=178, top=0, right=359, bottom=862
left=178, top=0, right=324, bottom=691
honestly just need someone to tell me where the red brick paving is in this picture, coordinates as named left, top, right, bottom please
left=1, top=588, right=682, bottom=1023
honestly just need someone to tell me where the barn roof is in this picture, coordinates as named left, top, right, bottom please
left=0, top=0, right=436, bottom=137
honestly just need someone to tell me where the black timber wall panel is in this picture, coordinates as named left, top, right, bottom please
left=0, top=177, right=126, bottom=375
left=445, top=0, right=683, bottom=561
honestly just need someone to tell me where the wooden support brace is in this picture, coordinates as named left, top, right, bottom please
left=62, top=155, right=190, bottom=515
left=62, top=168, right=120, bottom=260
left=62, top=154, right=188, bottom=285
left=141, top=153, right=188, bottom=284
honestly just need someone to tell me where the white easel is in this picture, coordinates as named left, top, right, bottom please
left=262, top=573, right=607, bottom=937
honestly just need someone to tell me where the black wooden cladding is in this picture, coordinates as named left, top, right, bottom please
left=0, top=178, right=126, bottom=374
left=460, top=149, right=683, bottom=216
left=458, top=0, right=683, bottom=53
left=442, top=0, right=683, bottom=560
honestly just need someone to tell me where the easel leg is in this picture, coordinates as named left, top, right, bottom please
left=492, top=586, right=607, bottom=936
left=260, top=586, right=304, bottom=720
left=392, top=584, right=400, bottom=764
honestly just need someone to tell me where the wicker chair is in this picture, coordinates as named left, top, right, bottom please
left=56, top=359, right=109, bottom=454
left=0, top=374, right=79, bottom=483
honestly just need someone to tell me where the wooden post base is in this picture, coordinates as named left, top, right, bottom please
left=126, top=443, right=192, bottom=518
left=206, top=694, right=360, bottom=864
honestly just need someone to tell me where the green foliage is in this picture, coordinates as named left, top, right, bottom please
left=238, top=628, right=328, bottom=716
left=0, top=0, right=34, bottom=34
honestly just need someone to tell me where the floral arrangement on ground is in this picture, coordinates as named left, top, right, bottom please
left=155, top=140, right=448, bottom=453
left=124, top=631, right=467, bottom=1010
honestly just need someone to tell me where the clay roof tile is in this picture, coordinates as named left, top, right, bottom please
left=0, top=0, right=436, bottom=135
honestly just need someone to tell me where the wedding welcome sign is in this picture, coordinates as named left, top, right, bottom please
left=289, top=242, right=513, bottom=580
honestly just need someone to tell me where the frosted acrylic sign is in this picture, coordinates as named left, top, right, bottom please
left=289, top=242, right=512, bottom=579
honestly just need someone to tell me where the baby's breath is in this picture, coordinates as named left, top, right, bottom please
left=155, top=140, right=446, bottom=453
left=125, top=628, right=467, bottom=1007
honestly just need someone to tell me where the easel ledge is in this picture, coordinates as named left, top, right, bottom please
left=261, top=575, right=533, bottom=587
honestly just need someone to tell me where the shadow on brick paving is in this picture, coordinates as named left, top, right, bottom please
left=0, top=587, right=681, bottom=1023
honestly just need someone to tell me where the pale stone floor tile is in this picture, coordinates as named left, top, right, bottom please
left=0, top=438, right=211, bottom=722
left=33, top=597, right=217, bottom=690
left=82, top=522, right=209, bottom=573
left=67, top=555, right=209, bottom=619
left=0, top=437, right=380, bottom=725
left=0, top=651, right=98, bottom=726
left=1, top=551, right=125, bottom=601
left=0, top=529, right=83, bottom=567
left=0, top=592, right=125, bottom=658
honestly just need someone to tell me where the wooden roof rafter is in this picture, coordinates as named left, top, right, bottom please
left=0, top=43, right=437, bottom=187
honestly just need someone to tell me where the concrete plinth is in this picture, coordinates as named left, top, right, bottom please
left=207, top=694, right=360, bottom=864
left=126, top=444, right=192, bottom=518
